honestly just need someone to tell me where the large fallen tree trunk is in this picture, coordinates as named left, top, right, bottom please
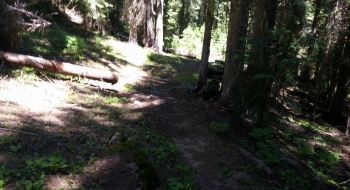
left=0, top=50, right=119, bottom=84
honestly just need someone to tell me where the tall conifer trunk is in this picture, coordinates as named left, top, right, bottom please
left=220, top=0, right=250, bottom=103
left=146, top=0, right=155, bottom=47
left=249, top=0, right=278, bottom=125
left=153, top=0, right=164, bottom=53
left=197, top=0, right=215, bottom=90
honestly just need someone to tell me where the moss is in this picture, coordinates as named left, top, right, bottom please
left=108, top=142, right=160, bottom=190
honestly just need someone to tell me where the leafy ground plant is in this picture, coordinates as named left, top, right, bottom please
left=210, top=121, right=230, bottom=134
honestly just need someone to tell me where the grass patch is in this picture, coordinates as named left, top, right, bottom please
left=63, top=35, right=87, bottom=61
left=154, top=71, right=169, bottom=78
left=210, top=121, right=230, bottom=134
left=173, top=72, right=198, bottom=85
left=124, top=83, right=134, bottom=91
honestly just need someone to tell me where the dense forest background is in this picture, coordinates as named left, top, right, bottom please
left=1, top=0, right=350, bottom=189
left=2, top=0, right=350, bottom=122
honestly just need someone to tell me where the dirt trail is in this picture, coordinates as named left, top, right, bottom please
left=0, top=38, right=265, bottom=189
left=0, top=75, right=255, bottom=189
left=137, top=86, right=257, bottom=190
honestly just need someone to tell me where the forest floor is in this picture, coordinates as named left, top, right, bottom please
left=1, top=24, right=350, bottom=190
left=0, top=38, right=270, bottom=189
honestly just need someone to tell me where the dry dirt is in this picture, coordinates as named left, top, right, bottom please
left=2, top=39, right=349, bottom=190
left=0, top=41, right=269, bottom=189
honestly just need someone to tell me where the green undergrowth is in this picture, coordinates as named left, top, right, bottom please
left=2, top=10, right=196, bottom=190
left=147, top=53, right=198, bottom=78
left=114, top=118, right=194, bottom=190
left=0, top=78, right=194, bottom=189
left=0, top=133, right=89, bottom=189
left=19, top=23, right=115, bottom=63
left=237, top=118, right=343, bottom=189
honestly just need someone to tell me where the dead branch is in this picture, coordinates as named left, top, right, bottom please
left=142, top=76, right=171, bottom=83
left=338, top=178, right=350, bottom=185
left=0, top=127, right=40, bottom=136
left=238, top=147, right=274, bottom=175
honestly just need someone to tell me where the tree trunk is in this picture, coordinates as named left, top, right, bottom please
left=220, top=0, right=250, bottom=103
left=83, top=14, right=90, bottom=37
left=129, top=24, right=138, bottom=44
left=0, top=50, right=119, bottom=84
left=0, top=0, right=21, bottom=51
left=329, top=30, right=350, bottom=116
left=153, top=0, right=164, bottom=53
left=146, top=0, right=155, bottom=47
left=300, top=0, right=322, bottom=82
left=197, top=0, right=215, bottom=90
left=137, top=22, right=147, bottom=46
left=312, top=0, right=340, bottom=114
left=178, top=0, right=186, bottom=36
left=249, top=0, right=278, bottom=125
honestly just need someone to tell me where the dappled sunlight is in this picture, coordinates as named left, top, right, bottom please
left=0, top=79, right=71, bottom=126
left=102, top=38, right=152, bottom=93
left=113, top=64, right=148, bottom=93
left=106, top=38, right=149, bottom=67
left=45, top=174, right=81, bottom=189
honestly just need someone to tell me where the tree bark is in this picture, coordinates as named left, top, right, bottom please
left=153, top=0, right=164, bottom=53
left=197, top=0, right=215, bottom=90
left=301, top=0, right=321, bottom=82
left=220, top=0, right=250, bottom=103
left=137, top=22, right=147, bottom=46
left=249, top=0, right=278, bottom=125
left=146, top=0, right=155, bottom=47
left=329, top=32, right=350, bottom=116
left=0, top=50, right=119, bottom=84
left=178, top=0, right=186, bottom=36
left=129, top=24, right=138, bottom=44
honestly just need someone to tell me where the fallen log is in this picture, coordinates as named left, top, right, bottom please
left=0, top=50, right=119, bottom=84
left=238, top=146, right=273, bottom=175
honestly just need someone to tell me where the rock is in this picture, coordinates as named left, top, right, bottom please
left=152, top=99, right=165, bottom=105
left=108, top=132, right=127, bottom=146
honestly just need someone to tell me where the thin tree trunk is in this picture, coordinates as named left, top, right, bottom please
left=178, top=0, right=186, bottom=36
left=301, top=0, right=321, bottom=81
left=197, top=0, right=215, bottom=90
left=329, top=31, right=350, bottom=116
left=153, top=0, right=164, bottom=53
left=146, top=0, right=155, bottom=47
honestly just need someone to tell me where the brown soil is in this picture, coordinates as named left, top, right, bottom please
left=1, top=39, right=349, bottom=190
left=0, top=58, right=267, bottom=190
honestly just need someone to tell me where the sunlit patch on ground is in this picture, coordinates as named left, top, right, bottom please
left=104, top=39, right=151, bottom=93
left=0, top=79, right=71, bottom=125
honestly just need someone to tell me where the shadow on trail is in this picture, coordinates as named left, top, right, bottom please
left=1, top=75, right=349, bottom=189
